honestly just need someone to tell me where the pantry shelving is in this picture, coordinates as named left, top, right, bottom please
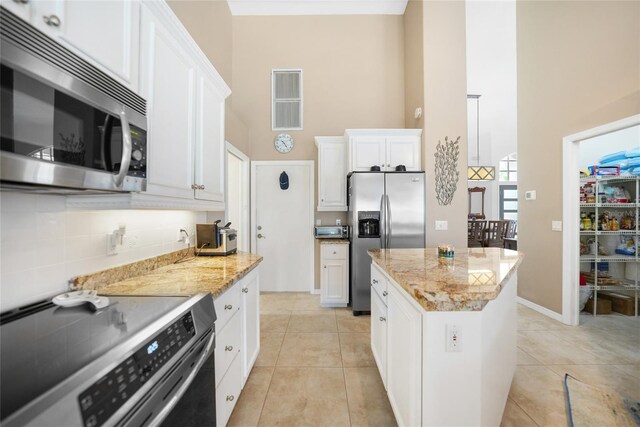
left=579, top=175, right=639, bottom=316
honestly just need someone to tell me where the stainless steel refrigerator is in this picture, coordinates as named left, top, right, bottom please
left=347, top=171, right=426, bottom=314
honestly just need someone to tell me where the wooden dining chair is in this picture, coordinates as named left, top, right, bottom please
left=483, top=220, right=509, bottom=247
left=504, top=220, right=517, bottom=239
left=468, top=220, right=486, bottom=248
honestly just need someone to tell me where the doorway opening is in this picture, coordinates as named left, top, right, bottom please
left=562, top=114, right=640, bottom=325
left=226, top=142, right=250, bottom=252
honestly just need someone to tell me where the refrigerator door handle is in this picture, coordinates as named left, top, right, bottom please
left=379, top=194, right=386, bottom=248
left=385, top=194, right=392, bottom=248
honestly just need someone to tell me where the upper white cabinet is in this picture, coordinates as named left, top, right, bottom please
left=346, top=129, right=422, bottom=172
left=2, top=0, right=140, bottom=91
left=315, top=136, right=347, bottom=211
left=140, top=2, right=230, bottom=208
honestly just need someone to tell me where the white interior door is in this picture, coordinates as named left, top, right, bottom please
left=251, top=161, right=314, bottom=292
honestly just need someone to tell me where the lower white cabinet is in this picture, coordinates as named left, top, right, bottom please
left=213, top=265, right=260, bottom=426
left=320, top=243, right=349, bottom=307
left=371, top=285, right=388, bottom=389
left=241, top=268, right=260, bottom=386
left=371, top=263, right=422, bottom=427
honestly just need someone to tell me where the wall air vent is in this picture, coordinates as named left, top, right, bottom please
left=272, top=69, right=302, bottom=130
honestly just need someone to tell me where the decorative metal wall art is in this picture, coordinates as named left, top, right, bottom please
left=434, top=136, right=460, bottom=206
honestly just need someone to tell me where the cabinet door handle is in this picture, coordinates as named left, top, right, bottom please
left=382, top=291, right=388, bottom=297
left=321, top=198, right=324, bottom=202
left=200, top=185, right=206, bottom=190
left=323, top=265, right=326, bottom=269
left=242, top=287, right=248, bottom=293
left=226, top=395, right=235, bottom=402
left=225, top=345, right=233, bottom=351
left=372, top=279, right=378, bottom=284
left=333, top=251, right=336, bottom=254
left=191, top=184, right=197, bottom=190
left=14, top=0, right=29, bottom=4
left=379, top=317, right=386, bottom=322
left=224, top=304, right=233, bottom=310
left=43, top=14, right=61, bottom=27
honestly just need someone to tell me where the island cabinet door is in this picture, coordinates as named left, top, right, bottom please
left=386, top=283, right=423, bottom=427
left=371, top=288, right=388, bottom=389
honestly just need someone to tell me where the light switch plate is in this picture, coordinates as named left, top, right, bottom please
left=525, top=190, right=537, bottom=201
left=552, top=221, right=562, bottom=231
left=435, top=220, right=448, bottom=231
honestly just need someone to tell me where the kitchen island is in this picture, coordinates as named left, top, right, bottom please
left=368, top=248, right=524, bottom=427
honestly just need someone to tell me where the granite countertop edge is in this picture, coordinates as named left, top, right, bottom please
left=370, top=249, right=524, bottom=312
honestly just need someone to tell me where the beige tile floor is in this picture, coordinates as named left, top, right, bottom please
left=228, top=292, right=640, bottom=427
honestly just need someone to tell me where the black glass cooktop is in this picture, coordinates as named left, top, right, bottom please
left=0, top=295, right=188, bottom=421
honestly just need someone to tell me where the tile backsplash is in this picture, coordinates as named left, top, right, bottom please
left=0, top=192, right=206, bottom=312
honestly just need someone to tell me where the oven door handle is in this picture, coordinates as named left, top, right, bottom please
left=114, top=109, right=132, bottom=188
left=149, top=330, right=215, bottom=427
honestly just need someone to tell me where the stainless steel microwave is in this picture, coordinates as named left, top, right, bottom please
left=0, top=7, right=147, bottom=193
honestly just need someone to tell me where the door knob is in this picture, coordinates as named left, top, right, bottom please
left=257, top=234, right=265, bottom=239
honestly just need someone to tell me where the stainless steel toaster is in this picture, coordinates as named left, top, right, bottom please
left=196, top=222, right=238, bottom=256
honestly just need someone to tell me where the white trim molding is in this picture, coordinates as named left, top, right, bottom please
left=517, top=297, right=563, bottom=323
left=227, top=0, right=409, bottom=16
left=561, top=114, right=640, bottom=325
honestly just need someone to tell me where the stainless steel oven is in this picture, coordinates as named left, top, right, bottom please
left=0, top=293, right=216, bottom=427
left=0, top=7, right=147, bottom=192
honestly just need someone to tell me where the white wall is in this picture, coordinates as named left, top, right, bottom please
left=466, top=0, right=517, bottom=220
left=0, top=192, right=205, bottom=312
left=579, top=124, right=640, bottom=168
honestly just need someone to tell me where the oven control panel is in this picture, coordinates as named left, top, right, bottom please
left=78, top=312, right=196, bottom=427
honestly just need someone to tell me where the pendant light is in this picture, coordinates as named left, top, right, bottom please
left=467, top=94, right=495, bottom=181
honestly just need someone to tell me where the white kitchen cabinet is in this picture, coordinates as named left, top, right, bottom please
left=315, top=136, right=348, bottom=211
left=320, top=243, right=349, bottom=307
left=140, top=3, right=230, bottom=208
left=346, top=129, right=422, bottom=172
left=241, top=268, right=260, bottom=386
left=386, top=270, right=423, bottom=427
left=2, top=0, right=140, bottom=90
left=371, top=285, right=388, bottom=389
left=216, top=351, right=242, bottom=427
left=213, top=265, right=261, bottom=425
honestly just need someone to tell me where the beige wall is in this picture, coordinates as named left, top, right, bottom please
left=404, top=0, right=424, bottom=130
left=231, top=15, right=405, bottom=162
left=517, top=1, right=640, bottom=313
left=421, top=1, right=469, bottom=249
left=167, top=0, right=251, bottom=155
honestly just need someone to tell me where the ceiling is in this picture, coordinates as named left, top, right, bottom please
left=226, top=0, right=409, bottom=16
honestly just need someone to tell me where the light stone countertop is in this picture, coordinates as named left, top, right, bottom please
left=368, top=247, right=524, bottom=311
left=72, top=251, right=263, bottom=298
left=317, top=239, right=350, bottom=245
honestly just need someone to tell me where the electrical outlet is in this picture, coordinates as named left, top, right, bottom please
left=336, top=219, right=342, bottom=226
left=316, top=219, right=322, bottom=226
left=435, top=220, right=448, bottom=231
left=176, top=228, right=188, bottom=243
left=552, top=221, right=562, bottom=231
left=446, top=324, right=461, bottom=352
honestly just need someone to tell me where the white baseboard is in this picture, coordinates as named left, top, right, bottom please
left=311, top=288, right=321, bottom=295
left=517, top=297, right=564, bottom=323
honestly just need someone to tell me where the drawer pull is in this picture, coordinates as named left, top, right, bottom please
left=372, top=279, right=378, bottom=284
left=382, top=291, right=388, bottom=297
left=225, top=345, right=233, bottom=351
left=226, top=395, right=235, bottom=402
left=333, top=251, right=336, bottom=254
left=43, top=14, right=61, bottom=27
left=224, top=304, right=233, bottom=310
left=242, top=288, right=249, bottom=293
left=380, top=317, right=386, bottom=322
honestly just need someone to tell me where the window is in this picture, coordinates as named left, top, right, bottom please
left=500, top=185, right=518, bottom=221
left=499, top=152, right=517, bottom=182
left=272, top=69, right=302, bottom=130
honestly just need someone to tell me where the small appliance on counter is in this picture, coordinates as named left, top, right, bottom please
left=313, top=225, right=350, bottom=239
left=196, top=221, right=238, bottom=256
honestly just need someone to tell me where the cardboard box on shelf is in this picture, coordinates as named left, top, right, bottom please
left=598, top=292, right=637, bottom=316
left=583, top=298, right=612, bottom=315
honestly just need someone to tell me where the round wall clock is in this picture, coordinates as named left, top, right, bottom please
left=274, top=133, right=294, bottom=153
